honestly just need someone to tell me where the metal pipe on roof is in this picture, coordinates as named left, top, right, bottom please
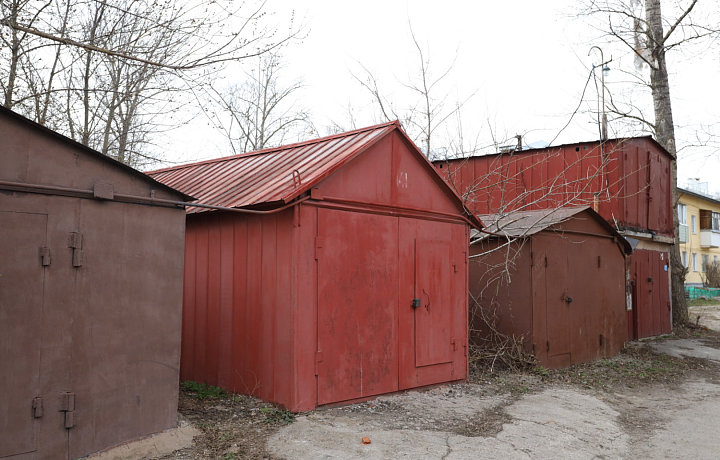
left=0, top=180, right=310, bottom=214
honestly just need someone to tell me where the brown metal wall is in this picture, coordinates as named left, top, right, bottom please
left=1, top=111, right=186, bottom=460
left=178, top=130, right=471, bottom=411
left=469, top=212, right=627, bottom=368
left=434, top=138, right=673, bottom=237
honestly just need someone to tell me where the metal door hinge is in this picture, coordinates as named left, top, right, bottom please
left=314, top=237, right=323, bottom=260
left=314, top=351, right=323, bottom=376
left=39, top=247, right=51, bottom=266
left=32, top=397, right=43, bottom=418
left=451, top=338, right=457, bottom=351
left=59, top=392, right=75, bottom=429
left=68, top=232, right=84, bottom=267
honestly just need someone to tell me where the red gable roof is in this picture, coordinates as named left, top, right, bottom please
left=148, top=121, right=399, bottom=212
left=148, top=121, right=482, bottom=228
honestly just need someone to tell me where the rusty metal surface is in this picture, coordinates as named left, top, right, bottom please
left=434, top=137, right=674, bottom=237
left=629, top=249, right=672, bottom=339
left=0, top=108, right=187, bottom=460
left=469, top=208, right=627, bottom=369
left=316, top=209, right=400, bottom=405
left=148, top=122, right=399, bottom=212
left=475, top=207, right=633, bottom=254
left=177, top=126, right=471, bottom=411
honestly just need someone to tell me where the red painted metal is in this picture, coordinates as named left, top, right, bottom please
left=316, top=209, right=400, bottom=405
left=160, top=126, right=474, bottom=411
left=434, top=137, right=673, bottom=237
left=629, top=249, right=672, bottom=339
left=470, top=208, right=629, bottom=368
left=0, top=107, right=187, bottom=460
left=435, top=137, right=673, bottom=340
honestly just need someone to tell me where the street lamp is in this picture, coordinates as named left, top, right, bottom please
left=589, top=46, right=612, bottom=140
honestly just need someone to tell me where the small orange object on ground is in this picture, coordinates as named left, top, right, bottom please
left=361, top=437, right=371, bottom=445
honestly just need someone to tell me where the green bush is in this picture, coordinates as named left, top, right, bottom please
left=183, top=381, right=227, bottom=399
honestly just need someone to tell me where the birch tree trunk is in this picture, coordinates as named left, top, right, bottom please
left=646, top=0, right=688, bottom=325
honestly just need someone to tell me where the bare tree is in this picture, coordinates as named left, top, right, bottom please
left=1, top=0, right=302, bottom=167
left=578, top=0, right=720, bottom=325
left=350, top=25, right=476, bottom=159
left=211, top=52, right=314, bottom=155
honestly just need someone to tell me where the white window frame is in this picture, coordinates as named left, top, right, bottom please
left=702, top=254, right=710, bottom=272
left=692, top=253, right=698, bottom=271
left=712, top=211, right=720, bottom=231
left=715, top=255, right=719, bottom=265
left=691, top=214, right=697, bottom=234
left=682, top=251, right=688, bottom=268
left=678, top=203, right=687, bottom=225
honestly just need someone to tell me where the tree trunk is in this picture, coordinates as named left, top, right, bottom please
left=646, top=0, right=689, bottom=325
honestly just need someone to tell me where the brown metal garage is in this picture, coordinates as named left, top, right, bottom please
left=470, top=207, right=632, bottom=368
left=0, top=106, right=191, bottom=459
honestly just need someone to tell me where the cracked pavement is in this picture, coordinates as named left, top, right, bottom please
left=268, top=339, right=720, bottom=460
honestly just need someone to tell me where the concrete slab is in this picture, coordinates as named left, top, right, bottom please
left=645, top=338, right=720, bottom=362
left=82, top=420, right=199, bottom=460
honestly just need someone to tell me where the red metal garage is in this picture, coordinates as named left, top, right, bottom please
left=470, top=207, right=632, bottom=368
left=434, top=137, right=673, bottom=339
left=148, top=121, right=481, bottom=411
left=0, top=107, right=190, bottom=459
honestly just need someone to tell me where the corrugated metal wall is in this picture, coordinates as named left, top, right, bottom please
left=176, top=129, right=473, bottom=411
left=182, top=210, right=296, bottom=405
left=434, top=138, right=673, bottom=237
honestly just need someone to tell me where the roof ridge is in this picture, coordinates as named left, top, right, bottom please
left=148, top=120, right=400, bottom=175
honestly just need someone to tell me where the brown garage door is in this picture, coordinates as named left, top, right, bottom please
left=0, top=211, right=47, bottom=458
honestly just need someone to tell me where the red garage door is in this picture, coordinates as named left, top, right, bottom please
left=316, top=209, right=466, bottom=405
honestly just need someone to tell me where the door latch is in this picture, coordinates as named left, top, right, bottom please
left=411, top=298, right=421, bottom=308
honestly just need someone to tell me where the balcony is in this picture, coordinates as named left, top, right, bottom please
left=700, top=229, right=720, bottom=248
left=679, top=224, right=689, bottom=243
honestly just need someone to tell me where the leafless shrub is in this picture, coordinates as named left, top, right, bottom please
left=702, top=260, right=720, bottom=289
left=468, top=295, right=536, bottom=378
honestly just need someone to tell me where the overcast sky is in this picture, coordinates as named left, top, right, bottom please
left=168, top=0, right=720, bottom=194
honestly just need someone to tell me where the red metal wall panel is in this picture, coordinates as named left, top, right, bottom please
left=182, top=211, right=296, bottom=407
left=434, top=138, right=674, bottom=237
left=629, top=249, right=672, bottom=339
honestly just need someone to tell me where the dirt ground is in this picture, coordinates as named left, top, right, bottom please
left=689, top=302, right=720, bottom=331
left=144, top=317, right=720, bottom=460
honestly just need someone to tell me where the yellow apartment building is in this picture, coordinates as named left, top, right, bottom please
left=678, top=186, right=720, bottom=286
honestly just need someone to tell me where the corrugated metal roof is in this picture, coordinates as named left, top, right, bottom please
left=476, top=207, right=593, bottom=237
left=472, top=207, right=632, bottom=253
left=147, top=121, right=399, bottom=213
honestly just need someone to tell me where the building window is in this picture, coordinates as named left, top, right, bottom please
left=691, top=215, right=697, bottom=234
left=713, top=212, right=720, bottom=231
left=678, top=203, right=687, bottom=225
left=692, top=253, right=698, bottom=271
left=702, top=254, right=710, bottom=272
left=682, top=251, right=688, bottom=267
left=715, top=255, right=719, bottom=266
